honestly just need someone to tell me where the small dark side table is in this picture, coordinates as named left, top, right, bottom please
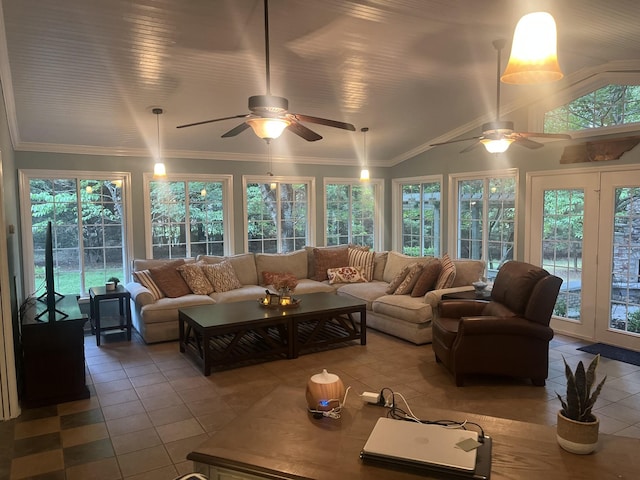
left=441, top=289, right=491, bottom=301
left=89, top=284, right=132, bottom=346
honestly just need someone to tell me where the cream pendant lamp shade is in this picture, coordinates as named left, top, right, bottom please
left=501, top=12, right=563, bottom=84
left=152, top=108, right=167, bottom=177
left=360, top=127, right=370, bottom=182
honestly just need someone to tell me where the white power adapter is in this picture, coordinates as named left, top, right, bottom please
left=362, top=391, right=381, bottom=404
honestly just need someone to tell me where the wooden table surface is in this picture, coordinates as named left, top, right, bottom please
left=189, top=385, right=640, bottom=479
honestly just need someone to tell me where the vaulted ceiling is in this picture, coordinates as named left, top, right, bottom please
left=1, top=0, right=639, bottom=167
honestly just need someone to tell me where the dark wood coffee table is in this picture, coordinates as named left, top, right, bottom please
left=179, top=292, right=366, bottom=375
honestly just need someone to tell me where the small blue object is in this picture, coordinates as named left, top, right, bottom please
left=319, top=399, right=330, bottom=407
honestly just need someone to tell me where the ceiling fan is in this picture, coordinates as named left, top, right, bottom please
left=176, top=0, right=355, bottom=142
left=430, top=39, right=571, bottom=154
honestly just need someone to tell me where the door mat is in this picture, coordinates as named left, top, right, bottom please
left=577, top=343, right=640, bottom=367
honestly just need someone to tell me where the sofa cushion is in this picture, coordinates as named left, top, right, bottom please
left=141, top=295, right=215, bottom=325
left=348, top=248, right=375, bottom=281
left=133, top=270, right=165, bottom=300
left=411, top=258, right=442, bottom=297
left=451, top=259, right=485, bottom=288
left=372, top=295, right=433, bottom=325
left=262, top=271, right=299, bottom=291
left=385, top=262, right=416, bottom=294
left=327, top=266, right=367, bottom=284
left=311, top=247, right=349, bottom=281
left=337, top=281, right=389, bottom=310
left=382, top=251, right=433, bottom=283
left=256, top=250, right=308, bottom=281
left=198, top=253, right=258, bottom=285
left=435, top=253, right=456, bottom=290
left=177, top=263, right=214, bottom=295
left=202, top=261, right=242, bottom=292
left=305, top=245, right=349, bottom=280
left=394, top=263, right=423, bottom=295
left=149, top=259, right=191, bottom=298
left=372, top=251, right=388, bottom=281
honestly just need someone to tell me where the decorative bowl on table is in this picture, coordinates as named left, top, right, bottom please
left=472, top=281, right=488, bottom=294
left=258, top=296, right=301, bottom=309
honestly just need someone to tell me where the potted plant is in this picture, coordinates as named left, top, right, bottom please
left=556, top=354, right=607, bottom=454
left=106, top=276, right=120, bottom=291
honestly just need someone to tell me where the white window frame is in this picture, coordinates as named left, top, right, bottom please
left=531, top=71, right=640, bottom=140
left=242, top=174, right=316, bottom=252
left=392, top=175, right=443, bottom=255
left=142, top=173, right=234, bottom=258
left=448, top=168, right=518, bottom=267
left=323, top=177, right=384, bottom=250
left=18, top=169, right=133, bottom=296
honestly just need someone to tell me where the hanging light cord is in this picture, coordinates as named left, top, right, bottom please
left=153, top=107, right=163, bottom=160
left=361, top=127, right=369, bottom=167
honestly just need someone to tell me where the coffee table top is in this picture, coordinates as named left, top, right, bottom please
left=189, top=385, right=640, bottom=480
left=179, top=292, right=365, bottom=329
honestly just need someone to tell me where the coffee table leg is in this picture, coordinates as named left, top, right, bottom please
left=179, top=316, right=185, bottom=353
left=360, top=309, right=367, bottom=345
left=202, top=332, right=212, bottom=376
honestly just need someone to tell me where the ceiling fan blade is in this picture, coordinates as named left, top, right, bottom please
left=460, top=140, right=482, bottom=153
left=221, top=122, right=251, bottom=138
left=289, top=114, right=355, bottom=131
left=517, top=132, right=572, bottom=140
left=430, top=135, right=483, bottom=147
left=176, top=114, right=249, bottom=129
left=513, top=137, right=544, bottom=149
left=287, top=120, right=322, bottom=141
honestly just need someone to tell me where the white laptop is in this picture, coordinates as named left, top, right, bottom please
left=360, top=417, right=480, bottom=474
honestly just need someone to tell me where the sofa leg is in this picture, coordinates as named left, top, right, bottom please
left=531, top=378, right=546, bottom=387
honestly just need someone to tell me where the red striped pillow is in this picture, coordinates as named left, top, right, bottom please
left=348, top=247, right=375, bottom=281
left=133, top=270, right=165, bottom=300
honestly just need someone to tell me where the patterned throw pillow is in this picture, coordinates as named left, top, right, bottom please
left=434, top=253, right=456, bottom=290
left=202, top=261, right=242, bottom=292
left=148, top=259, right=192, bottom=298
left=177, top=263, right=214, bottom=295
left=312, top=248, right=349, bottom=281
left=262, top=271, right=299, bottom=291
left=327, top=266, right=367, bottom=284
left=385, top=262, right=416, bottom=294
left=348, top=247, right=375, bottom=281
left=411, top=258, right=442, bottom=297
left=394, top=263, right=424, bottom=295
left=133, top=270, right=165, bottom=300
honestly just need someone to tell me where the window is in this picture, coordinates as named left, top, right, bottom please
left=394, top=177, right=442, bottom=257
left=451, top=170, right=517, bottom=278
left=544, top=84, right=640, bottom=133
left=144, top=174, right=233, bottom=258
left=244, top=176, right=314, bottom=253
left=325, top=179, right=383, bottom=248
left=19, top=170, right=130, bottom=297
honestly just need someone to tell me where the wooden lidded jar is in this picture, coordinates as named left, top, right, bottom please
left=306, top=369, right=345, bottom=412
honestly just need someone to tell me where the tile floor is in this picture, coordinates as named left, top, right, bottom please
left=2, top=329, right=640, bottom=480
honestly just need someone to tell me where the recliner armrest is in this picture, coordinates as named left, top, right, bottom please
left=438, top=300, right=487, bottom=318
left=458, top=316, right=554, bottom=341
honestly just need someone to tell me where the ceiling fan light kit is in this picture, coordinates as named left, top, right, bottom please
left=501, top=11, right=563, bottom=85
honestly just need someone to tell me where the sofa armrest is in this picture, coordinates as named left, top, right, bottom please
left=424, top=285, right=474, bottom=308
left=438, top=300, right=487, bottom=318
left=459, top=316, right=554, bottom=341
left=125, top=281, right=156, bottom=307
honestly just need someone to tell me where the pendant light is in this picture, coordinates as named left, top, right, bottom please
left=501, top=12, right=563, bottom=84
left=152, top=108, right=166, bottom=177
left=360, top=127, right=370, bottom=182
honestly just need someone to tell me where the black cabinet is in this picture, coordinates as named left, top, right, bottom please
left=20, top=296, right=90, bottom=408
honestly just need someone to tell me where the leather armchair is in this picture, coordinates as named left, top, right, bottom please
left=432, top=261, right=562, bottom=386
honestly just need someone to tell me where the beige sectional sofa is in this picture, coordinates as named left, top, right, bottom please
left=125, top=248, right=484, bottom=345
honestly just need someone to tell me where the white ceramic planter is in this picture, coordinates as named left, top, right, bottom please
left=556, top=411, right=599, bottom=454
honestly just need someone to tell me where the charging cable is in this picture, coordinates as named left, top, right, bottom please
left=308, top=386, right=351, bottom=419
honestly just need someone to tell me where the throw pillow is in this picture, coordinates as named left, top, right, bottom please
left=148, top=259, right=191, bottom=298
left=348, top=247, right=375, bottom=281
left=177, top=263, right=214, bottom=295
left=202, top=261, right=242, bottom=292
left=394, top=263, right=424, bottom=295
left=385, top=262, right=416, bottom=294
left=435, top=253, right=456, bottom=290
left=133, top=269, right=165, bottom=300
left=262, top=271, right=299, bottom=291
left=411, top=258, right=443, bottom=297
left=312, top=247, right=349, bottom=281
left=327, top=266, right=367, bottom=284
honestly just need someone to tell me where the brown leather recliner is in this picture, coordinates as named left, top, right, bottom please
left=432, top=260, right=562, bottom=386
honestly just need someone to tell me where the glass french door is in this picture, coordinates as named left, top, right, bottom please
left=528, top=169, right=640, bottom=350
